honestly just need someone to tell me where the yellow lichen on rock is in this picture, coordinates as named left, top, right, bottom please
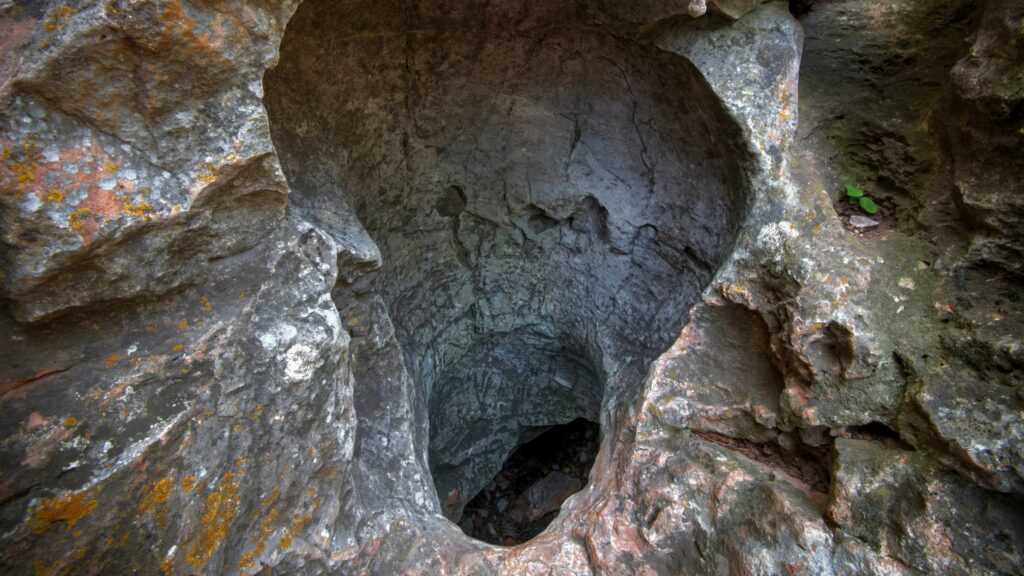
left=196, top=162, right=218, bottom=184
left=238, top=507, right=279, bottom=573
left=140, top=477, right=176, bottom=513
left=42, top=6, right=75, bottom=34
left=186, top=471, right=241, bottom=569
left=279, top=512, right=312, bottom=550
left=121, top=194, right=155, bottom=218
left=68, top=207, right=92, bottom=233
left=30, top=490, right=99, bottom=534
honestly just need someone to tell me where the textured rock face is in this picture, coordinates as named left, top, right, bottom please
left=0, top=1, right=1022, bottom=576
left=262, top=0, right=751, bottom=522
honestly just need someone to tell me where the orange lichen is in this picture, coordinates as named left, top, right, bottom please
left=1, top=138, right=40, bottom=190
left=178, top=319, right=189, bottom=331
left=280, top=513, right=312, bottom=550
left=104, top=162, right=119, bottom=173
left=74, top=188, right=124, bottom=242
left=248, top=404, right=263, bottom=420
left=185, top=471, right=240, bottom=569
left=121, top=194, right=155, bottom=218
left=159, top=557, right=173, bottom=575
left=2, top=137, right=136, bottom=235
left=105, top=354, right=121, bottom=369
left=196, top=162, right=218, bottom=184
left=261, top=487, right=280, bottom=509
left=30, top=490, right=99, bottom=534
left=200, top=296, right=213, bottom=313
left=172, top=344, right=185, bottom=352
left=181, top=475, right=197, bottom=494
left=159, top=1, right=217, bottom=59
left=33, top=559, right=57, bottom=576
left=61, top=416, right=78, bottom=428
left=779, top=101, right=793, bottom=124
left=239, top=508, right=279, bottom=573
left=42, top=6, right=75, bottom=34
left=68, top=207, right=92, bottom=233
left=140, top=477, right=176, bottom=513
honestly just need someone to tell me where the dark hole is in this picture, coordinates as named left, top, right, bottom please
left=847, top=421, right=913, bottom=450
left=457, top=418, right=599, bottom=546
left=436, top=185, right=467, bottom=217
left=788, top=0, right=815, bottom=18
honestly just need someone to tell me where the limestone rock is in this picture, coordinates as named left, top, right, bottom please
left=1, top=0, right=298, bottom=322
left=831, top=438, right=1024, bottom=574
left=524, top=472, right=582, bottom=521
left=0, top=0, right=1022, bottom=574
left=712, top=0, right=767, bottom=20
left=849, top=214, right=879, bottom=230
left=948, top=0, right=1024, bottom=275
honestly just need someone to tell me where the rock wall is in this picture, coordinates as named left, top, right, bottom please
left=0, top=0, right=1021, bottom=575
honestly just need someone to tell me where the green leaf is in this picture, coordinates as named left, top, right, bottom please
left=845, top=183, right=864, bottom=198
left=859, top=197, right=878, bottom=214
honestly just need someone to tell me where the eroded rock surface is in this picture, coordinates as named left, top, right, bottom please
left=1, top=0, right=1022, bottom=575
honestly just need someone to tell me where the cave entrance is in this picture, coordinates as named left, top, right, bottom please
left=457, top=418, right=599, bottom=545
left=264, top=0, right=752, bottom=547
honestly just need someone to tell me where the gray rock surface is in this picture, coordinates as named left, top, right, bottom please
left=0, top=0, right=1022, bottom=575
left=849, top=215, right=879, bottom=230
left=524, top=472, right=583, bottom=521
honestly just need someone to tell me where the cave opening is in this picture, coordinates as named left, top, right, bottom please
left=457, top=418, right=600, bottom=546
left=264, top=0, right=752, bottom=545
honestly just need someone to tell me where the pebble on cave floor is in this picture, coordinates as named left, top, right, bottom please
left=457, top=418, right=600, bottom=546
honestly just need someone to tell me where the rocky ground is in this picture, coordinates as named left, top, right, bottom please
left=0, top=0, right=1022, bottom=575
left=457, top=419, right=599, bottom=546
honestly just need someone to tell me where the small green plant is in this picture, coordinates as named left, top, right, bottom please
left=845, top=183, right=878, bottom=215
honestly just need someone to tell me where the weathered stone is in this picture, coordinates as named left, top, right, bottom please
left=264, top=0, right=755, bottom=523
left=849, top=214, right=880, bottom=230
left=712, top=0, right=767, bottom=20
left=830, top=438, right=1024, bottom=574
left=0, top=0, right=1022, bottom=574
left=947, top=0, right=1024, bottom=275
left=0, top=0, right=300, bottom=322
left=524, top=472, right=582, bottom=521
